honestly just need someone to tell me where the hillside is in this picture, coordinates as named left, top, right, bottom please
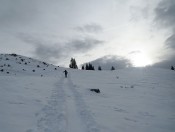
left=0, top=54, right=62, bottom=76
left=0, top=54, right=175, bottom=132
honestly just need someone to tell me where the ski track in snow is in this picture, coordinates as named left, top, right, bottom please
left=28, top=74, right=100, bottom=132
left=31, top=76, right=67, bottom=132
left=64, top=77, right=85, bottom=132
left=66, top=74, right=100, bottom=132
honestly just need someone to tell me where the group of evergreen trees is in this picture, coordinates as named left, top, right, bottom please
left=82, top=63, right=95, bottom=70
left=69, top=58, right=175, bottom=71
left=69, top=58, right=116, bottom=71
left=81, top=65, right=115, bottom=71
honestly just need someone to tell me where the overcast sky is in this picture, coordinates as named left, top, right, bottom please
left=0, top=0, right=175, bottom=68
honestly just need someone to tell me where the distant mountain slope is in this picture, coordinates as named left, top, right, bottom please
left=0, top=53, right=62, bottom=76
left=82, top=55, right=132, bottom=70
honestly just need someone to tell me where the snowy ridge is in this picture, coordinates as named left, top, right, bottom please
left=0, top=54, right=62, bottom=76
left=0, top=54, right=175, bottom=132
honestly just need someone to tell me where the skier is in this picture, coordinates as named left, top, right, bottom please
left=63, top=70, right=68, bottom=78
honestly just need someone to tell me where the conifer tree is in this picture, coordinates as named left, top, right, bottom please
left=89, top=63, right=92, bottom=70
left=69, top=58, right=78, bottom=69
left=98, top=66, right=102, bottom=71
left=85, top=63, right=89, bottom=70
left=171, top=66, right=174, bottom=70
left=82, top=65, right=84, bottom=70
left=111, top=66, right=115, bottom=71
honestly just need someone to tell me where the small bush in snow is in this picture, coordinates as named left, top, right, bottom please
left=10, top=53, right=18, bottom=57
left=32, top=70, right=35, bottom=72
left=131, top=85, right=134, bottom=88
left=0, top=69, right=4, bottom=72
left=43, top=62, right=47, bottom=65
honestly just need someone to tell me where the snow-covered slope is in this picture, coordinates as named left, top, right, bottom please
left=0, top=54, right=62, bottom=76
left=0, top=54, right=175, bottom=132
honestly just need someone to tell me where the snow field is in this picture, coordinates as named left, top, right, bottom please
left=0, top=54, right=175, bottom=132
left=71, top=68, right=175, bottom=132
left=0, top=76, right=57, bottom=132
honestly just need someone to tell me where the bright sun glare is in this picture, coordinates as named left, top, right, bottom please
left=129, top=52, right=152, bottom=67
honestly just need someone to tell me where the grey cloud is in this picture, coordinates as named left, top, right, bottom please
left=153, top=0, right=175, bottom=69
left=18, top=33, right=64, bottom=63
left=75, top=23, right=103, bottom=34
left=18, top=33, right=46, bottom=46
left=151, top=0, right=175, bottom=70
left=128, top=50, right=141, bottom=54
left=151, top=54, right=175, bottom=69
left=18, top=33, right=104, bottom=64
left=155, top=0, right=175, bottom=27
left=130, top=5, right=149, bottom=21
left=0, top=0, right=39, bottom=27
left=166, top=33, right=175, bottom=49
left=68, top=37, right=104, bottom=52
left=82, top=55, right=133, bottom=70
left=34, top=44, right=63, bottom=64
left=155, top=0, right=175, bottom=50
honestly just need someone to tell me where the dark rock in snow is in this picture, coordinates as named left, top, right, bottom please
left=90, top=89, right=100, bottom=93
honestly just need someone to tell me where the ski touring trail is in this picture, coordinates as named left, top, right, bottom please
left=66, top=74, right=100, bottom=132
left=28, top=74, right=100, bottom=132
left=63, top=76, right=85, bottom=132
left=33, top=76, right=67, bottom=132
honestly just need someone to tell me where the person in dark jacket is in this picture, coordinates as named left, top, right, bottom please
left=63, top=70, right=68, bottom=78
